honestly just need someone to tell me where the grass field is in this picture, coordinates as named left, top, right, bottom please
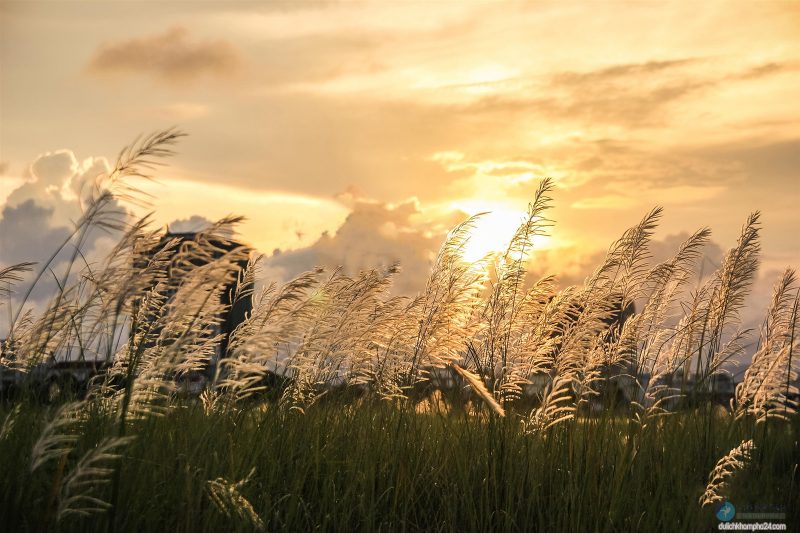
left=1, top=399, right=797, bottom=532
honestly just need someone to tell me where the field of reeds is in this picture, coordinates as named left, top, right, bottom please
left=1, top=131, right=798, bottom=532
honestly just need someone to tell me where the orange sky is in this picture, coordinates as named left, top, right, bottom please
left=1, top=1, right=799, bottom=293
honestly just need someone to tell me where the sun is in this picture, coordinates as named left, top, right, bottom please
left=462, top=210, right=524, bottom=263
left=453, top=201, right=551, bottom=263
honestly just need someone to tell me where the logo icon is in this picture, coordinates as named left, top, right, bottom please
left=715, top=501, right=736, bottom=522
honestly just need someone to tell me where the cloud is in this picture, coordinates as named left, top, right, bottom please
left=134, top=176, right=350, bottom=254
left=168, top=215, right=213, bottom=233
left=0, top=197, right=119, bottom=322
left=254, top=197, right=772, bottom=370
left=733, top=62, right=788, bottom=81
left=462, top=59, right=790, bottom=129
left=466, top=87, right=708, bottom=131
left=30, top=150, right=77, bottom=186
left=169, top=94, right=480, bottom=203
left=5, top=150, right=111, bottom=223
left=429, top=136, right=743, bottom=201
left=111, top=52, right=788, bottom=208
left=557, top=138, right=746, bottom=193
left=429, top=150, right=564, bottom=200
left=0, top=150, right=128, bottom=311
left=255, top=194, right=733, bottom=300
left=694, top=138, right=800, bottom=188
left=0, top=200, right=72, bottom=266
left=0, top=161, right=24, bottom=205
left=260, top=198, right=443, bottom=295
left=87, top=27, right=240, bottom=84
left=457, top=58, right=709, bottom=127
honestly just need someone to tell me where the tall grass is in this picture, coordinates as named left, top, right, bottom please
left=1, top=130, right=797, bottom=531
left=1, top=401, right=797, bottom=532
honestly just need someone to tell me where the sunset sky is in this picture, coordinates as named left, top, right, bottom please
left=2, top=1, right=799, bottom=299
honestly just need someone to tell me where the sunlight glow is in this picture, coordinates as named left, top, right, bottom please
left=453, top=202, right=551, bottom=264
left=463, top=210, right=523, bottom=263
left=134, top=177, right=349, bottom=253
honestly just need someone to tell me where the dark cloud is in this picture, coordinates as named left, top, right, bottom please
left=0, top=197, right=121, bottom=297
left=0, top=198, right=128, bottom=342
left=87, top=26, right=240, bottom=84
left=0, top=200, right=79, bottom=317
left=0, top=200, right=71, bottom=266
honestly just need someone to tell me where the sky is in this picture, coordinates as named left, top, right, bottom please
left=1, top=1, right=799, bottom=307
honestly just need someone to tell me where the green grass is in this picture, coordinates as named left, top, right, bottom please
left=1, top=398, right=797, bottom=532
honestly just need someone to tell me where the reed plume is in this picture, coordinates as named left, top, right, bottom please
left=207, top=468, right=265, bottom=531
left=736, top=268, right=799, bottom=421
left=30, top=401, right=87, bottom=472
left=0, top=404, right=21, bottom=441
left=470, top=179, right=554, bottom=405
left=57, top=436, right=133, bottom=520
left=451, top=363, right=505, bottom=417
left=699, top=438, right=754, bottom=506
left=695, top=213, right=761, bottom=386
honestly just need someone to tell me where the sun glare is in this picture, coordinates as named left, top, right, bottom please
left=454, top=204, right=550, bottom=264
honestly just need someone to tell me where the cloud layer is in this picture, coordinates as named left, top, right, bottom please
left=87, top=26, right=240, bottom=84
left=261, top=198, right=442, bottom=295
